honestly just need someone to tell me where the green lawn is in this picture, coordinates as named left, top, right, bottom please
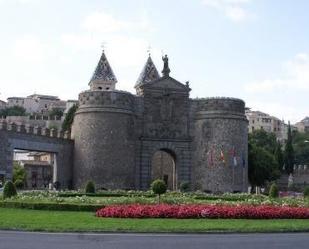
left=1, top=208, right=309, bottom=233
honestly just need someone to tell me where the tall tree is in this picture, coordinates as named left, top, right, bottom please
left=248, top=142, right=280, bottom=188
left=274, top=141, right=284, bottom=171
left=249, top=129, right=277, bottom=153
left=284, top=122, right=295, bottom=174
left=293, top=131, right=309, bottom=165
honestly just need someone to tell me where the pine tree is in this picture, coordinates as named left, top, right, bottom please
left=284, top=122, right=295, bottom=174
left=274, top=141, right=284, bottom=171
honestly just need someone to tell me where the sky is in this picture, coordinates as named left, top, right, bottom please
left=0, top=0, right=308, bottom=123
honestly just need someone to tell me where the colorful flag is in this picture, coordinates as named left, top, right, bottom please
left=231, top=147, right=237, bottom=167
left=220, top=149, right=225, bottom=164
left=207, top=147, right=214, bottom=167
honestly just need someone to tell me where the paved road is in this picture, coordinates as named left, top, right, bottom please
left=0, top=231, right=309, bottom=249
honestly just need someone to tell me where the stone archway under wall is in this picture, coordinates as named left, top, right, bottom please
left=138, top=139, right=191, bottom=190
left=151, top=148, right=177, bottom=190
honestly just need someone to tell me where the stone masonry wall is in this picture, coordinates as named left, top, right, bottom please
left=191, top=98, right=248, bottom=193
left=72, top=90, right=136, bottom=189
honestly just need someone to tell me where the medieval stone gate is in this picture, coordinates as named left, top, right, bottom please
left=0, top=122, right=73, bottom=188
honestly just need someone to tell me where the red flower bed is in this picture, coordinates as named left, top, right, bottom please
left=96, top=204, right=309, bottom=219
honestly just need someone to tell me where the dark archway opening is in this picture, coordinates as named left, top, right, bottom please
left=151, top=149, right=177, bottom=190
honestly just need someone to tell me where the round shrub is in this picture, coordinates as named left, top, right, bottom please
left=151, top=179, right=167, bottom=204
left=14, top=179, right=24, bottom=189
left=3, top=181, right=17, bottom=199
left=304, top=186, right=309, bottom=198
left=85, top=181, right=95, bottom=194
left=151, top=179, right=167, bottom=195
left=269, top=183, right=279, bottom=198
left=180, top=182, right=190, bottom=192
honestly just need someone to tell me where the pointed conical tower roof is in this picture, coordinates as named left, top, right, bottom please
left=89, top=51, right=117, bottom=91
left=135, top=55, right=160, bottom=88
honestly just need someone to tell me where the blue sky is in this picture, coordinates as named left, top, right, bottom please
left=0, top=0, right=308, bottom=123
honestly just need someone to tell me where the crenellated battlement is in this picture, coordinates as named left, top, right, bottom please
left=0, top=120, right=71, bottom=140
left=77, top=90, right=135, bottom=114
left=194, top=97, right=245, bottom=113
left=193, top=97, right=246, bottom=120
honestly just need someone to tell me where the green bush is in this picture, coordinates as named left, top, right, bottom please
left=304, top=186, right=309, bottom=198
left=269, top=183, right=279, bottom=198
left=3, top=181, right=17, bottom=199
left=151, top=179, right=167, bottom=204
left=14, top=179, right=24, bottom=189
left=85, top=181, right=95, bottom=194
left=180, top=182, right=190, bottom=192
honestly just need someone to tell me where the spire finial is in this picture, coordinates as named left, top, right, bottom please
left=162, top=54, right=170, bottom=77
left=147, top=45, right=151, bottom=57
left=101, top=42, right=106, bottom=52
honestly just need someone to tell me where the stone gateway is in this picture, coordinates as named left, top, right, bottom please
left=0, top=50, right=248, bottom=193
left=71, top=51, right=248, bottom=193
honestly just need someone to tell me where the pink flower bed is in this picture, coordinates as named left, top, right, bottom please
left=96, top=204, right=309, bottom=219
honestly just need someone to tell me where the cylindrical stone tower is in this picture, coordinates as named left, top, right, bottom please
left=72, top=90, right=136, bottom=189
left=191, top=97, right=248, bottom=193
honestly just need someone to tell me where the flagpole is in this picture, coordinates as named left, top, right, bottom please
left=232, top=164, right=235, bottom=188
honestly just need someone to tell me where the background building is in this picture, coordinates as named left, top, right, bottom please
left=7, top=94, right=66, bottom=115
left=14, top=151, right=53, bottom=189
left=246, top=109, right=287, bottom=142
left=0, top=100, right=6, bottom=110
left=295, top=117, right=309, bottom=133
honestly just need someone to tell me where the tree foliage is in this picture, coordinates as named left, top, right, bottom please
left=48, top=108, right=64, bottom=117
left=248, top=130, right=280, bottom=188
left=62, top=104, right=78, bottom=131
left=3, top=181, right=17, bottom=199
left=13, top=162, right=26, bottom=189
left=85, top=181, right=95, bottom=194
left=274, top=141, right=284, bottom=172
left=269, top=183, right=279, bottom=198
left=293, top=131, right=309, bottom=166
left=248, top=142, right=280, bottom=188
left=284, top=122, right=295, bottom=174
left=249, top=129, right=277, bottom=153
left=0, top=106, right=26, bottom=117
left=151, top=179, right=167, bottom=204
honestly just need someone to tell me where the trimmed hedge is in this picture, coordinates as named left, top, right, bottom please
left=193, top=194, right=256, bottom=202
left=3, top=181, right=17, bottom=199
left=58, top=192, right=155, bottom=198
left=269, top=183, right=279, bottom=198
left=0, top=201, right=103, bottom=212
left=85, top=181, right=95, bottom=194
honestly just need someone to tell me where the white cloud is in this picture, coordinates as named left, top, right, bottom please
left=202, top=0, right=253, bottom=22
left=245, top=53, right=309, bottom=93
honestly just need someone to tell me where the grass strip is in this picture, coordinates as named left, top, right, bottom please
left=0, top=208, right=309, bottom=233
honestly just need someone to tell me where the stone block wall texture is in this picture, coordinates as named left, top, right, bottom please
left=72, top=90, right=136, bottom=189
left=0, top=129, right=73, bottom=188
left=191, top=98, right=248, bottom=193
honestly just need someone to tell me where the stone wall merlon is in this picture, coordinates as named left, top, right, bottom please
left=0, top=120, right=71, bottom=140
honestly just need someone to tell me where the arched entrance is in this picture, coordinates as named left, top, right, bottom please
left=151, top=149, right=177, bottom=190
